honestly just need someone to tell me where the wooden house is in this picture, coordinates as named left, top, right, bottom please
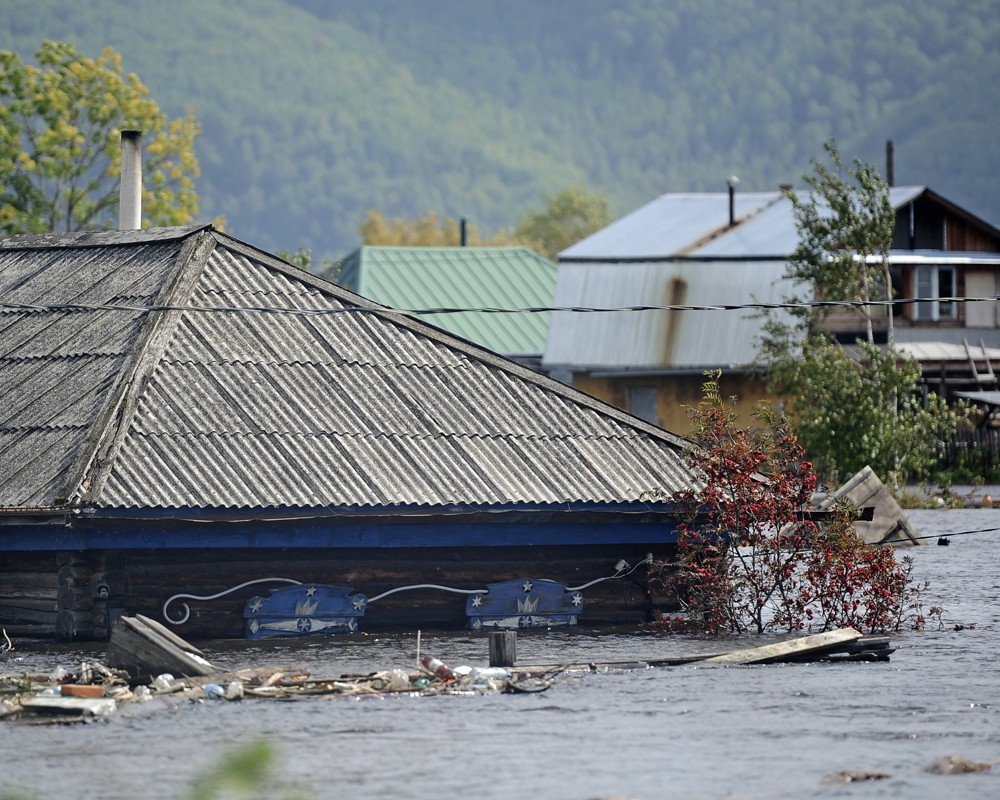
left=543, top=186, right=1000, bottom=433
left=0, top=226, right=696, bottom=641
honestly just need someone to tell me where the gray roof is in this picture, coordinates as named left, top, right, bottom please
left=544, top=186, right=959, bottom=373
left=0, top=226, right=695, bottom=511
left=560, top=186, right=927, bottom=261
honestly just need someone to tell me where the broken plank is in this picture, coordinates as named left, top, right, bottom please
left=695, top=627, right=863, bottom=666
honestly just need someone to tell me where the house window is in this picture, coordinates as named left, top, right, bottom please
left=914, top=265, right=956, bottom=321
left=627, top=387, right=659, bottom=425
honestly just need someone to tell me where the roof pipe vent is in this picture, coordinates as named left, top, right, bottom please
left=727, top=175, right=739, bottom=226
left=886, top=139, right=895, bottom=187
left=119, top=130, right=142, bottom=230
left=460, top=217, right=467, bottom=247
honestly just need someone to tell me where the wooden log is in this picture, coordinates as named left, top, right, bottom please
left=0, top=600, right=58, bottom=625
left=489, top=631, right=517, bottom=667
left=0, top=584, right=59, bottom=601
left=58, top=585, right=94, bottom=611
left=57, top=564, right=91, bottom=586
left=1, top=572, right=60, bottom=590
left=57, top=609, right=96, bottom=641
left=696, top=628, right=863, bottom=666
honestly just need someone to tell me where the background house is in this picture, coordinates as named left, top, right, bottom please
left=0, top=226, right=695, bottom=641
left=543, top=186, right=1000, bottom=433
left=332, top=245, right=557, bottom=369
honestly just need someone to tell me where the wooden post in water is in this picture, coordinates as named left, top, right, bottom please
left=489, top=631, right=516, bottom=667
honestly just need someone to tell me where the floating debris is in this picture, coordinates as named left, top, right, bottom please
left=923, top=755, right=992, bottom=775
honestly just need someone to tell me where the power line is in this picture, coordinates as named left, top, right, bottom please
left=2, top=295, right=999, bottom=317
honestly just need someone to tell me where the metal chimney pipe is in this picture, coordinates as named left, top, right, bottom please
left=727, top=176, right=739, bottom=226
left=460, top=217, right=467, bottom=247
left=119, top=130, right=142, bottom=230
left=886, top=140, right=895, bottom=187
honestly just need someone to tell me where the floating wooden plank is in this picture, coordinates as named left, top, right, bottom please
left=19, top=696, right=116, bottom=717
left=819, top=465, right=922, bottom=546
left=696, top=628, right=863, bottom=665
left=106, top=614, right=215, bottom=680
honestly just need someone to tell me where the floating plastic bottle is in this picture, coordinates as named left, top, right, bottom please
left=203, top=683, right=225, bottom=700
left=421, top=655, right=456, bottom=681
left=151, top=673, right=174, bottom=692
left=387, top=669, right=411, bottom=691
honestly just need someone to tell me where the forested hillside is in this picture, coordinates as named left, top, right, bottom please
left=4, top=0, right=998, bottom=263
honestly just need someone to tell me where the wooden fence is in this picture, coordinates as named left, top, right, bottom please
left=937, top=428, right=1000, bottom=473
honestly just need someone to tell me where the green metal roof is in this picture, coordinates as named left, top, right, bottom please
left=334, top=246, right=556, bottom=357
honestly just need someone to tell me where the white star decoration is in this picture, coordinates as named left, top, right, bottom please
left=471, top=594, right=483, bottom=607
left=305, top=585, right=317, bottom=596
left=250, top=598, right=262, bottom=613
left=522, top=579, right=533, bottom=593
left=571, top=593, right=583, bottom=606
left=352, top=596, right=367, bottom=610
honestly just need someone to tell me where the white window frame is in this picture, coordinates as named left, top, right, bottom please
left=914, top=265, right=956, bottom=321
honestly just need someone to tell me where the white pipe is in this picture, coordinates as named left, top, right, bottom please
left=119, top=130, right=142, bottom=230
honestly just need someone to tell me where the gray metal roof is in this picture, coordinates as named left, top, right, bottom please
left=545, top=186, right=936, bottom=372
left=544, top=259, right=798, bottom=371
left=560, top=186, right=928, bottom=261
left=0, top=227, right=696, bottom=510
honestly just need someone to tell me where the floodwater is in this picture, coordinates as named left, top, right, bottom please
left=2, top=508, right=998, bottom=800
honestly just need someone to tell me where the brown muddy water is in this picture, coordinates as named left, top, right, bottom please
left=1, top=508, right=998, bottom=800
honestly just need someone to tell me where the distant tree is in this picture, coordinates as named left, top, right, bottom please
left=782, top=140, right=896, bottom=346
left=761, top=141, right=968, bottom=485
left=513, top=185, right=611, bottom=260
left=0, top=40, right=200, bottom=234
left=275, top=247, right=341, bottom=281
left=359, top=209, right=514, bottom=247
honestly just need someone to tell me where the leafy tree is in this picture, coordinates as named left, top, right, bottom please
left=783, top=140, right=896, bottom=346
left=275, top=246, right=341, bottom=282
left=359, top=209, right=514, bottom=247
left=652, top=372, right=916, bottom=636
left=762, top=141, right=969, bottom=486
left=513, top=185, right=611, bottom=260
left=0, top=40, right=200, bottom=234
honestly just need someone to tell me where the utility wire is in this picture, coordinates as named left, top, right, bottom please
left=2, top=295, right=999, bottom=317
left=903, top=524, right=1000, bottom=543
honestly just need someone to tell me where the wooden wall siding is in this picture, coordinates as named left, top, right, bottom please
left=947, top=217, right=1000, bottom=253
left=0, top=543, right=674, bottom=640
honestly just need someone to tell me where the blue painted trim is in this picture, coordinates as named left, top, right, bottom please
left=76, top=501, right=678, bottom=519
left=1, top=515, right=680, bottom=552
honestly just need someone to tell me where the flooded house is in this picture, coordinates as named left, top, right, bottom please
left=0, top=225, right=697, bottom=642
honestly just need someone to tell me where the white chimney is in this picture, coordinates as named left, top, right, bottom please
left=119, top=130, right=142, bottom=230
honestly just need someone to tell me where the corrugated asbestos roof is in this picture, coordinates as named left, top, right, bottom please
left=545, top=186, right=931, bottom=372
left=0, top=227, right=695, bottom=510
left=335, top=246, right=556, bottom=357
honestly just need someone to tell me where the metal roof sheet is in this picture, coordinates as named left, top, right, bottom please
left=544, top=259, right=798, bottom=370
left=336, top=246, right=556, bottom=356
left=547, top=186, right=943, bottom=372
left=560, top=186, right=931, bottom=261
left=1, top=228, right=696, bottom=511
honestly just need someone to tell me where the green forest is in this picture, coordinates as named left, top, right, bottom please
left=3, top=0, right=998, bottom=263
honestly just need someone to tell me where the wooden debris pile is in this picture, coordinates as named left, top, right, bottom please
left=0, top=621, right=893, bottom=724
